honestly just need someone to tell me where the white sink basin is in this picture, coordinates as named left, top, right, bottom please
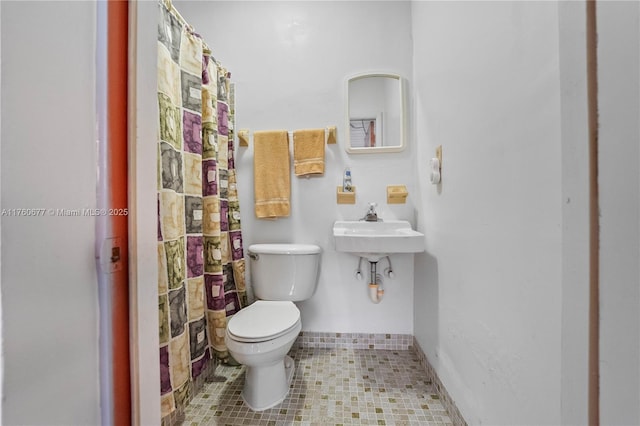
left=333, top=220, right=425, bottom=261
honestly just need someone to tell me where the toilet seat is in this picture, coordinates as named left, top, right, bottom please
left=227, top=301, right=300, bottom=343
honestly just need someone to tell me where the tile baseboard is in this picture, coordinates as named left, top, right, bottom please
left=294, top=331, right=414, bottom=350
left=412, top=336, right=467, bottom=426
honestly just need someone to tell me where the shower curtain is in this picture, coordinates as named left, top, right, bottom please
left=157, top=0, right=247, bottom=417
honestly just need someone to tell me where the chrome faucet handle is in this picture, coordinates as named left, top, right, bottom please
left=363, top=202, right=379, bottom=222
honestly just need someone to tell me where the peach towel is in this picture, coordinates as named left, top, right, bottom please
left=293, top=129, right=325, bottom=176
left=253, top=130, right=290, bottom=218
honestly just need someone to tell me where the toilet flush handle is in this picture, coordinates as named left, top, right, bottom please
left=248, top=252, right=259, bottom=261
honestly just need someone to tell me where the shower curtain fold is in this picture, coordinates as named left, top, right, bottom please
left=156, top=1, right=246, bottom=418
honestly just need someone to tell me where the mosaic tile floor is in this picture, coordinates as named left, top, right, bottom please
left=183, top=346, right=453, bottom=425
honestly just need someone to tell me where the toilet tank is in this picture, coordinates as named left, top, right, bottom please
left=248, top=243, right=321, bottom=301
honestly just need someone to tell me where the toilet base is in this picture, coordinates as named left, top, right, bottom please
left=241, top=355, right=295, bottom=411
left=284, top=355, right=295, bottom=384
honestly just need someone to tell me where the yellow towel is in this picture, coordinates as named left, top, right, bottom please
left=293, top=129, right=325, bottom=176
left=253, top=130, right=291, bottom=218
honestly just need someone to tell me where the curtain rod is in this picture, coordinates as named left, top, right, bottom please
left=164, top=0, right=192, bottom=30
left=163, top=0, right=213, bottom=53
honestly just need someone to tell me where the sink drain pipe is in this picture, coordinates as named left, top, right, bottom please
left=356, top=257, right=394, bottom=303
left=368, top=261, right=384, bottom=303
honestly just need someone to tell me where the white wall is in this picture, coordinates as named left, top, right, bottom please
left=131, top=1, right=162, bottom=424
left=411, top=2, right=563, bottom=424
left=173, top=1, right=416, bottom=334
left=558, top=3, right=590, bottom=425
left=597, top=2, right=640, bottom=424
left=0, top=2, right=4, bottom=421
left=1, top=1, right=101, bottom=424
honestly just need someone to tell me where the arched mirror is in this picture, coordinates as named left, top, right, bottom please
left=345, top=73, right=405, bottom=154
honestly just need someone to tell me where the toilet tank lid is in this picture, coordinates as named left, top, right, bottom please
left=248, top=243, right=321, bottom=255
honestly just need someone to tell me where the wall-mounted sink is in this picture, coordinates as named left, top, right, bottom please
left=332, top=220, right=425, bottom=261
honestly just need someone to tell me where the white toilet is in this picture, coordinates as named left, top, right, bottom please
left=225, top=243, right=321, bottom=411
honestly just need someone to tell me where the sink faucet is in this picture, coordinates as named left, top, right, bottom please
left=361, top=202, right=380, bottom=222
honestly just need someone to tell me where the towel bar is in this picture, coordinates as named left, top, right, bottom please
left=238, top=127, right=338, bottom=147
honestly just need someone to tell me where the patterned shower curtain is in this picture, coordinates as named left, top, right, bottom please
left=156, top=1, right=247, bottom=417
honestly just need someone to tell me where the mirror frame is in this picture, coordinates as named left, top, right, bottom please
left=345, top=72, right=406, bottom=154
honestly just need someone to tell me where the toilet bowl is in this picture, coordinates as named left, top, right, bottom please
left=225, top=300, right=302, bottom=411
left=225, top=243, right=321, bottom=411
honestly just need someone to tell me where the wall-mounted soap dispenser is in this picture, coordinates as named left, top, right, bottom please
left=343, top=167, right=353, bottom=192
left=337, top=167, right=356, bottom=204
